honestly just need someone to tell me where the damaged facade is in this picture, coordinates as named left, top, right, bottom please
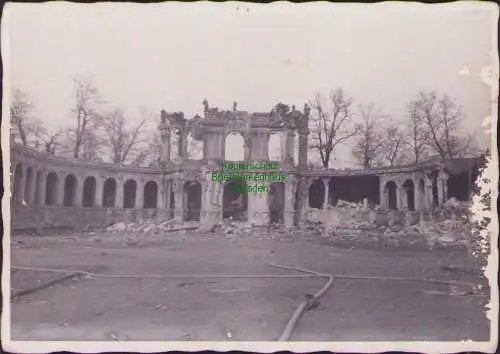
left=10, top=101, right=484, bottom=231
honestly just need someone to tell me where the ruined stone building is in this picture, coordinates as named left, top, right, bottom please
left=10, top=100, right=484, bottom=231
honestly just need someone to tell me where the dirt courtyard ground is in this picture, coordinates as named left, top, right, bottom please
left=9, top=228, right=490, bottom=342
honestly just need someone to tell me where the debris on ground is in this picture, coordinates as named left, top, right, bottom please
left=106, top=218, right=197, bottom=234
left=298, top=198, right=472, bottom=250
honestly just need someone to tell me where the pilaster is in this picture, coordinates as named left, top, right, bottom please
left=283, top=177, right=296, bottom=226
left=115, top=177, right=124, bottom=208
left=135, top=179, right=145, bottom=209
left=94, top=176, right=104, bottom=207
left=396, top=181, right=404, bottom=210
left=173, top=179, right=184, bottom=219
left=16, top=166, right=26, bottom=202
left=55, top=173, right=65, bottom=206
left=322, top=178, right=330, bottom=209
left=38, top=172, right=47, bottom=205
left=26, top=175, right=36, bottom=204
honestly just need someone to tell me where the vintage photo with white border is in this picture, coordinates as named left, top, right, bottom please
left=1, top=1, right=499, bottom=353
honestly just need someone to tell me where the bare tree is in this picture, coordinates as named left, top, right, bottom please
left=32, top=124, right=63, bottom=155
left=409, top=91, right=475, bottom=160
left=309, top=89, right=358, bottom=168
left=379, top=126, right=407, bottom=167
left=10, top=89, right=40, bottom=146
left=99, top=108, right=149, bottom=164
left=351, top=103, right=386, bottom=168
left=69, top=75, right=103, bottom=159
left=128, top=129, right=161, bottom=167
left=405, top=100, right=428, bottom=163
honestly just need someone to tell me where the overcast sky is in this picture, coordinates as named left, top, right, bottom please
left=3, top=1, right=497, bottom=166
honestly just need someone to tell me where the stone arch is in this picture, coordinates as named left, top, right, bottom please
left=45, top=171, right=59, bottom=205
left=144, top=181, right=158, bottom=209
left=184, top=180, right=202, bottom=221
left=268, top=181, right=285, bottom=224
left=403, top=179, right=415, bottom=211
left=82, top=176, right=97, bottom=207
left=63, top=174, right=78, bottom=206
left=35, top=169, right=44, bottom=204
left=102, top=178, right=117, bottom=207
left=13, top=163, right=24, bottom=202
left=384, top=181, right=398, bottom=210
left=225, top=132, right=245, bottom=162
left=24, top=166, right=35, bottom=204
left=268, top=132, right=282, bottom=162
left=418, top=179, right=425, bottom=210
left=123, top=179, right=137, bottom=208
left=223, top=179, right=248, bottom=221
left=308, top=179, right=324, bottom=209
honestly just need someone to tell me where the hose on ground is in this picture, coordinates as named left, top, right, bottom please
left=11, top=263, right=483, bottom=342
left=271, top=264, right=334, bottom=341
left=11, top=265, right=319, bottom=280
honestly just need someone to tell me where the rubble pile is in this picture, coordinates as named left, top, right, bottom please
left=415, top=218, right=470, bottom=249
left=106, top=217, right=198, bottom=235
left=300, top=197, right=472, bottom=250
left=335, top=199, right=364, bottom=210
left=200, top=219, right=296, bottom=241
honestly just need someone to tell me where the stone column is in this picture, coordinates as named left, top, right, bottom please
left=207, top=181, right=218, bottom=222
left=258, top=132, right=266, bottom=161
left=94, top=176, right=104, bottom=207
left=173, top=179, right=184, bottom=219
left=115, top=177, right=124, bottom=208
left=182, top=132, right=188, bottom=158
left=200, top=180, right=208, bottom=223
left=250, top=182, right=269, bottom=225
left=280, top=131, right=287, bottom=165
left=135, top=180, right=145, bottom=209
left=55, top=174, right=65, bottom=206
left=412, top=179, right=422, bottom=211
left=379, top=179, right=386, bottom=208
left=73, top=177, right=83, bottom=207
left=263, top=131, right=270, bottom=161
left=283, top=178, right=295, bottom=226
left=177, top=131, right=186, bottom=158
left=37, top=172, right=47, bottom=205
left=286, top=131, right=295, bottom=166
left=304, top=178, right=313, bottom=210
left=424, top=176, right=433, bottom=209
left=438, top=171, right=449, bottom=204
left=16, top=167, right=26, bottom=203
left=436, top=174, right=447, bottom=206
left=26, top=176, right=37, bottom=204
left=322, top=178, right=330, bottom=209
left=165, top=179, right=172, bottom=216
left=219, top=132, right=226, bottom=160
left=396, top=182, right=404, bottom=210
left=159, top=128, right=171, bottom=164
left=158, top=177, right=166, bottom=209
left=183, top=186, right=189, bottom=221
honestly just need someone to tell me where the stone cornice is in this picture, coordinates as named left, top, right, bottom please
left=12, top=144, right=479, bottom=179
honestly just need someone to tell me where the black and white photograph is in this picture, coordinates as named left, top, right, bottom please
left=1, top=1, right=498, bottom=353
